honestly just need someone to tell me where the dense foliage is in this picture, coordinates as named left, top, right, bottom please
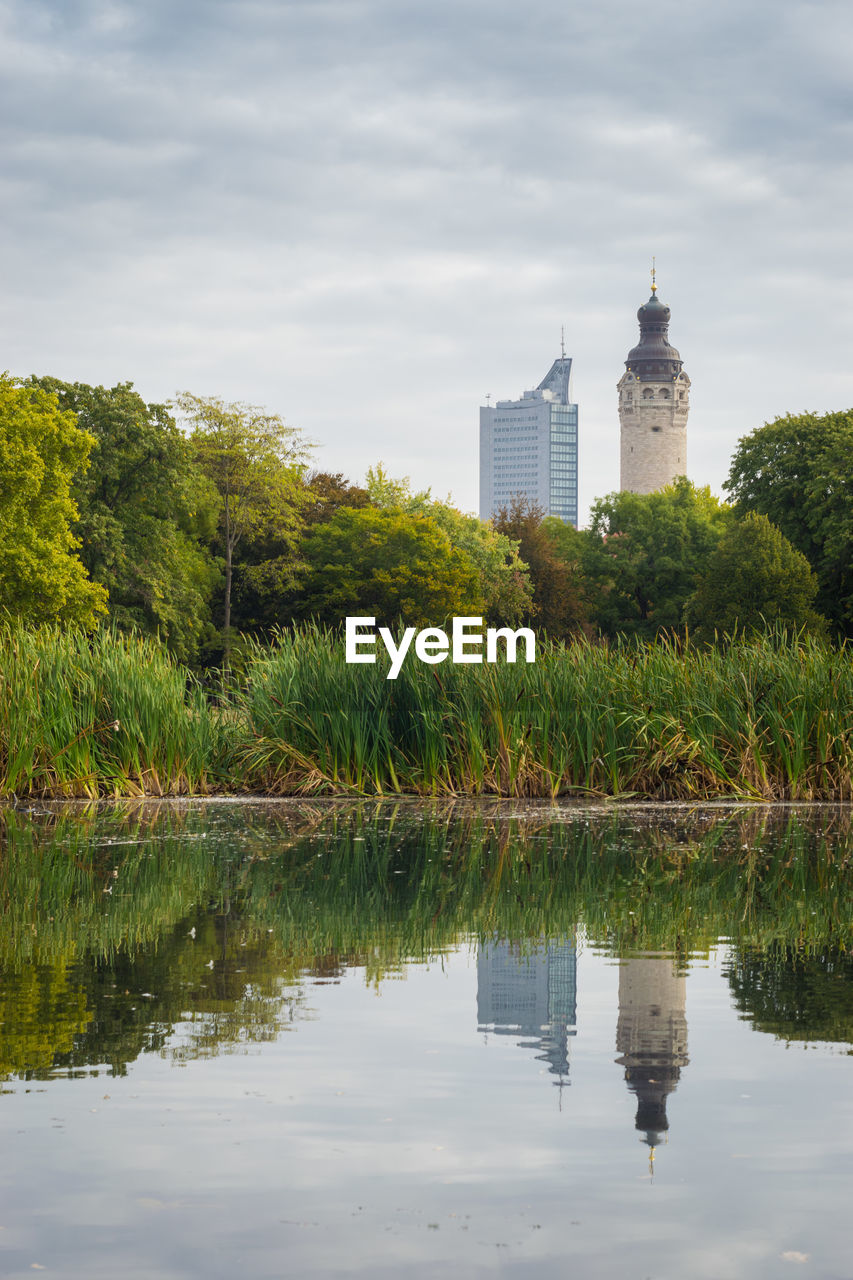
left=582, top=479, right=730, bottom=637
left=298, top=505, right=483, bottom=627
left=686, top=512, right=824, bottom=637
left=30, top=378, right=221, bottom=661
left=493, top=497, right=586, bottom=637
left=0, top=376, right=107, bottom=628
left=725, top=409, right=853, bottom=635
left=1, top=366, right=849, bottom=653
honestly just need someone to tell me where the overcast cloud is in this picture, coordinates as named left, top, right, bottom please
left=2, top=0, right=852, bottom=520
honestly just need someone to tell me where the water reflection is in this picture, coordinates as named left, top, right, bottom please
left=615, top=954, right=688, bottom=1148
left=2, top=801, right=852, bottom=1280
left=476, top=940, right=577, bottom=1084
left=726, top=944, right=853, bottom=1046
left=0, top=800, right=852, bottom=1089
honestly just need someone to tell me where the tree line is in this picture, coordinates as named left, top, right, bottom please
left=1, top=369, right=850, bottom=663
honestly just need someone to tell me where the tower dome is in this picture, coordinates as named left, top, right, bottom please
left=625, top=293, right=683, bottom=382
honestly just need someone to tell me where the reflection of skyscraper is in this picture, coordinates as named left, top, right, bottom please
left=615, top=954, right=689, bottom=1146
left=477, top=940, right=577, bottom=1082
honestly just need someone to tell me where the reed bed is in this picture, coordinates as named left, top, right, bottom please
left=1, top=623, right=852, bottom=799
left=235, top=626, right=853, bottom=800
left=0, top=624, right=217, bottom=797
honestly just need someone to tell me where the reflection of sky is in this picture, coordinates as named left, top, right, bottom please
left=1, top=947, right=852, bottom=1278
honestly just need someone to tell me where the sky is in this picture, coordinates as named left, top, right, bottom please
left=2, top=0, right=852, bottom=524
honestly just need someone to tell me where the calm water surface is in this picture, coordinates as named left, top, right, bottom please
left=1, top=801, right=852, bottom=1279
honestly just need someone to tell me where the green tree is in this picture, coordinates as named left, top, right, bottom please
left=302, top=471, right=372, bottom=526
left=686, top=512, right=825, bottom=637
left=29, top=378, right=220, bottom=662
left=365, top=465, right=533, bottom=623
left=724, top=409, right=853, bottom=634
left=299, top=505, right=482, bottom=627
left=584, top=478, right=730, bottom=638
left=177, top=393, right=310, bottom=662
left=0, top=375, right=106, bottom=627
left=493, top=498, right=587, bottom=637
left=230, top=472, right=375, bottom=636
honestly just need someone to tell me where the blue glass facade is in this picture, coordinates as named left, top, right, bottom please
left=479, top=354, right=579, bottom=526
left=548, top=402, right=578, bottom=525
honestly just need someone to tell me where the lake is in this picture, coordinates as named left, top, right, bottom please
left=1, top=800, right=851, bottom=1279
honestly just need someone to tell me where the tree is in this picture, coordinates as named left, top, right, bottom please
left=365, top=465, right=533, bottom=624
left=583, top=478, right=730, bottom=638
left=493, top=498, right=587, bottom=637
left=0, top=375, right=106, bottom=628
left=301, top=471, right=372, bottom=526
left=299, top=506, right=483, bottom=627
left=229, top=471, right=375, bottom=635
left=30, top=378, right=220, bottom=661
left=686, top=513, right=825, bottom=637
left=724, top=409, right=853, bottom=634
left=177, top=393, right=311, bottom=663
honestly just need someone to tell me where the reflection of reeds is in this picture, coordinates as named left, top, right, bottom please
left=2, top=802, right=852, bottom=1078
left=3, top=801, right=851, bottom=969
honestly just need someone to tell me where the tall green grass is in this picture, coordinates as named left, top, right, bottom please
left=235, top=626, right=853, bottom=800
left=0, top=624, right=217, bottom=797
left=2, top=622, right=852, bottom=799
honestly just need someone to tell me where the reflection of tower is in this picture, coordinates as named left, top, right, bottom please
left=477, top=940, right=577, bottom=1082
left=615, top=955, right=689, bottom=1146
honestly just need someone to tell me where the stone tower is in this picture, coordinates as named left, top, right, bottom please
left=618, top=276, right=690, bottom=493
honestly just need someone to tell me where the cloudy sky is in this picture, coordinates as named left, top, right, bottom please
left=3, top=0, right=851, bottom=522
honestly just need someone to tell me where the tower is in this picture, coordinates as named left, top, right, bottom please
left=479, top=346, right=579, bottom=525
left=618, top=271, right=690, bottom=493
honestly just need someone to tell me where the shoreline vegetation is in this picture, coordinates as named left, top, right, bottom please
left=2, top=624, right=852, bottom=802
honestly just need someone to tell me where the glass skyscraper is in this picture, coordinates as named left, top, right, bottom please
left=479, top=353, right=578, bottom=525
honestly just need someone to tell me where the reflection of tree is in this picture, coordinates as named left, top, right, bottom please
left=1, top=914, right=311, bottom=1082
left=726, top=945, right=853, bottom=1046
left=0, top=964, right=91, bottom=1080
left=1, top=800, right=853, bottom=1081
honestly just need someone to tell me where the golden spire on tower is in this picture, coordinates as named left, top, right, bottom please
left=651, top=257, right=657, bottom=294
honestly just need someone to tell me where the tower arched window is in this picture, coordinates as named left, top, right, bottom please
left=642, top=387, right=654, bottom=400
